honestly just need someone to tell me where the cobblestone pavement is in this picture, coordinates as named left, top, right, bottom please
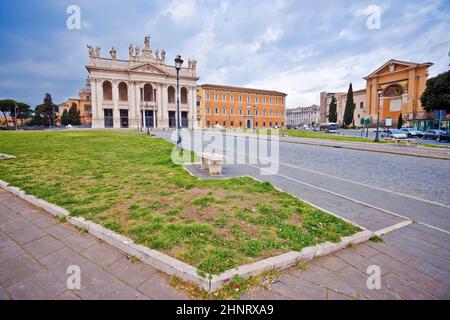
left=241, top=223, right=450, bottom=300
left=0, top=189, right=188, bottom=300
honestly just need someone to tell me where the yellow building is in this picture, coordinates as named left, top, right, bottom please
left=197, top=84, right=287, bottom=129
left=58, top=80, right=93, bottom=125
left=364, top=59, right=433, bottom=128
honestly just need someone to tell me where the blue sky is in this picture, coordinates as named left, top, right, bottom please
left=0, top=0, right=449, bottom=108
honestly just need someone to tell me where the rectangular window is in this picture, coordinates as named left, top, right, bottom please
left=206, top=107, right=210, bottom=114
left=247, top=96, right=251, bottom=103
left=207, top=120, right=210, bottom=126
left=222, top=94, right=226, bottom=101
left=239, top=96, right=243, bottom=102
left=206, top=92, right=210, bottom=100
left=222, top=108, right=226, bottom=115
left=230, top=108, right=234, bottom=115
left=230, top=120, right=234, bottom=126
left=230, top=94, right=234, bottom=101
left=223, top=121, right=226, bottom=126
left=214, top=93, right=218, bottom=100
left=255, top=96, right=259, bottom=103
left=215, top=108, right=219, bottom=114
left=360, top=102, right=364, bottom=109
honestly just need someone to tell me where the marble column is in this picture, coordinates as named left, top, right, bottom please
left=160, top=84, right=169, bottom=129
left=112, top=81, right=120, bottom=128
left=89, top=78, right=99, bottom=128
left=96, top=80, right=104, bottom=128
left=135, top=83, right=142, bottom=130
left=129, top=81, right=137, bottom=129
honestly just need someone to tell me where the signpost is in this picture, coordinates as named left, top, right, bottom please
left=435, top=110, right=446, bottom=141
left=360, top=118, right=371, bottom=138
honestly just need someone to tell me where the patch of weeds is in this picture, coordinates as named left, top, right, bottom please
left=75, top=226, right=88, bottom=234
left=346, top=242, right=355, bottom=249
left=213, top=215, right=228, bottom=228
left=104, top=221, right=123, bottom=233
left=58, top=216, right=67, bottom=223
left=170, top=270, right=281, bottom=300
left=296, top=261, right=309, bottom=271
left=369, top=235, right=384, bottom=243
left=165, top=205, right=184, bottom=217
left=191, top=196, right=217, bottom=208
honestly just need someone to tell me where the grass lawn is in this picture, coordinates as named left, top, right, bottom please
left=280, top=129, right=380, bottom=143
left=0, top=130, right=359, bottom=275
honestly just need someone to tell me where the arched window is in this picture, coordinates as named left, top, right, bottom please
left=103, top=81, right=112, bottom=101
left=181, top=87, right=188, bottom=104
left=384, top=84, right=404, bottom=97
left=144, top=84, right=153, bottom=102
left=168, top=86, right=175, bottom=103
left=119, top=82, right=128, bottom=101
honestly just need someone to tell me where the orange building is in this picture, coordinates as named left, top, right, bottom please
left=364, top=59, right=434, bottom=128
left=197, top=84, right=287, bottom=129
left=58, top=80, right=93, bottom=125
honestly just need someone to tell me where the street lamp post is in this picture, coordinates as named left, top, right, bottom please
left=375, top=89, right=383, bottom=142
left=14, top=103, right=18, bottom=131
left=174, top=55, right=184, bottom=149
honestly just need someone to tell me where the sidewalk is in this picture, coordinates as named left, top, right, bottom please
left=0, top=189, right=187, bottom=300
left=1, top=188, right=448, bottom=300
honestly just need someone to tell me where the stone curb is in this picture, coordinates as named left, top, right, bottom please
left=209, top=230, right=373, bottom=291
left=0, top=180, right=210, bottom=291
left=0, top=179, right=372, bottom=292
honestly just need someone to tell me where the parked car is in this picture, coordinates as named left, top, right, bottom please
left=436, top=130, right=450, bottom=142
left=422, top=130, right=444, bottom=140
left=381, top=129, right=408, bottom=139
left=401, top=128, right=423, bottom=138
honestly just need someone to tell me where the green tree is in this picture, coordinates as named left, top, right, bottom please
left=61, top=109, right=69, bottom=126
left=420, top=70, right=450, bottom=113
left=328, top=96, right=337, bottom=123
left=16, top=102, right=32, bottom=126
left=343, top=83, right=355, bottom=127
left=35, top=93, right=58, bottom=127
left=0, top=99, right=16, bottom=127
left=397, top=113, right=403, bottom=129
left=68, top=103, right=81, bottom=125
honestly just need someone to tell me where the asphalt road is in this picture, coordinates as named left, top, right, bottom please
left=156, top=129, right=450, bottom=233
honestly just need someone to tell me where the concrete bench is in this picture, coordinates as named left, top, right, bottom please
left=201, top=153, right=225, bottom=175
left=385, top=138, right=417, bottom=146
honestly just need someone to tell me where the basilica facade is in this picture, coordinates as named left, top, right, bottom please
left=86, top=37, right=199, bottom=130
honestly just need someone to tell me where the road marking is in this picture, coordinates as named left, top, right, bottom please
left=250, top=164, right=450, bottom=235
left=275, top=158, right=450, bottom=209
left=375, top=220, right=414, bottom=236
left=157, top=131, right=450, bottom=235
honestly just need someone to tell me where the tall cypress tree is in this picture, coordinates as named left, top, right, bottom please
left=61, top=109, right=69, bottom=126
left=397, top=113, right=403, bottom=129
left=328, top=96, right=337, bottom=123
left=68, top=103, right=81, bottom=125
left=343, top=83, right=355, bottom=127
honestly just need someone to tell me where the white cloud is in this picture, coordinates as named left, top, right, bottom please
left=164, top=0, right=196, bottom=22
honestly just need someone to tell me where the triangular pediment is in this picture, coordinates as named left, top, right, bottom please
left=129, top=63, right=167, bottom=75
left=365, top=59, right=422, bottom=79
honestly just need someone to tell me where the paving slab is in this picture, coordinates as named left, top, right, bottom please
left=7, top=270, right=67, bottom=300
left=81, top=242, right=124, bottom=268
left=23, top=235, right=66, bottom=259
left=106, top=256, right=156, bottom=288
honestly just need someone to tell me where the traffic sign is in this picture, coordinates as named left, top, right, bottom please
left=434, top=110, right=446, bottom=120
left=365, top=118, right=371, bottom=126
